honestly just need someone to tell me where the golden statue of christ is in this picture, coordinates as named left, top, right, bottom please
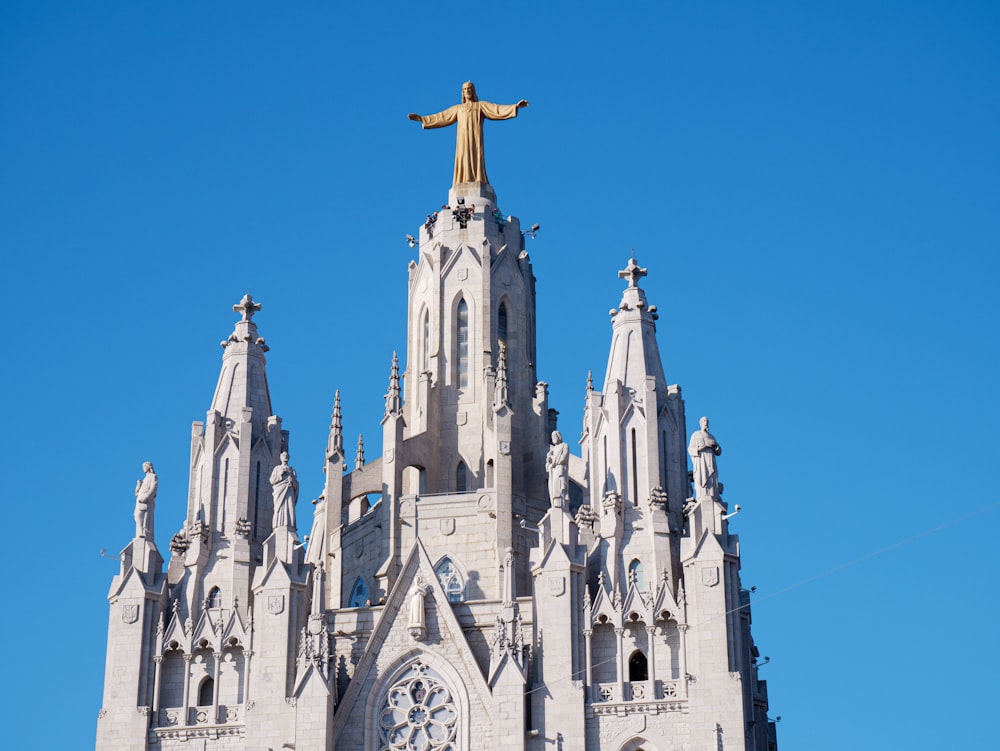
left=408, top=81, right=528, bottom=187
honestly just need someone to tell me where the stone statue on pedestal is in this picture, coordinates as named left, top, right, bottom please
left=133, top=462, right=158, bottom=539
left=270, top=451, right=299, bottom=530
left=408, top=81, right=528, bottom=187
left=408, top=574, right=430, bottom=641
left=688, top=416, right=722, bottom=501
left=545, top=430, right=570, bottom=510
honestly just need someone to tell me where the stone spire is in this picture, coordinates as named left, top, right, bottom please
left=211, top=293, right=274, bottom=430
left=328, top=390, right=343, bottom=458
left=603, top=256, right=666, bottom=393
left=355, top=434, right=365, bottom=469
left=384, top=352, right=402, bottom=417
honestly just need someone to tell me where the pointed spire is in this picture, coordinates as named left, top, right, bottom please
left=328, top=390, right=343, bottom=457
left=494, top=340, right=510, bottom=409
left=586, top=370, right=594, bottom=393
left=355, top=434, right=365, bottom=469
left=212, top=294, right=273, bottom=426
left=384, top=351, right=402, bottom=416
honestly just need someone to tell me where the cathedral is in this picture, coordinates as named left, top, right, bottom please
left=97, top=84, right=779, bottom=751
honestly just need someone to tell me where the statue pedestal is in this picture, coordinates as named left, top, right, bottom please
left=539, top=507, right=577, bottom=548
left=121, top=537, right=163, bottom=576
left=264, top=527, right=302, bottom=566
left=449, top=182, right=497, bottom=209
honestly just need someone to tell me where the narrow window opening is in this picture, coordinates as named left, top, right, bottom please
left=628, top=559, right=644, bottom=590
left=456, top=461, right=468, bottom=493
left=631, top=428, right=638, bottom=506
left=498, top=303, right=508, bottom=347
left=221, top=458, right=229, bottom=532
left=486, top=459, right=494, bottom=488
left=348, top=577, right=370, bottom=607
left=198, top=677, right=214, bottom=706
left=207, top=587, right=222, bottom=609
left=628, top=651, right=648, bottom=682
left=456, top=298, right=469, bottom=389
left=421, top=310, right=430, bottom=372
left=253, top=461, right=261, bottom=541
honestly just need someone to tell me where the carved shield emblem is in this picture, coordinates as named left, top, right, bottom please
left=122, top=604, right=139, bottom=624
left=385, top=448, right=394, bottom=464
left=267, top=595, right=285, bottom=615
left=702, top=566, right=719, bottom=587
left=548, top=575, right=565, bottom=597
left=457, top=268, right=468, bottom=281
left=440, top=518, right=456, bottom=535
left=499, top=440, right=511, bottom=456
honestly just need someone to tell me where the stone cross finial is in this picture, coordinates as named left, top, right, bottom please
left=618, top=256, right=648, bottom=288
left=234, top=293, right=261, bottom=321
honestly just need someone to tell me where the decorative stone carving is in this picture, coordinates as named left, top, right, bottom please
left=378, top=661, right=458, bottom=750
left=575, top=504, right=598, bottom=530
left=269, top=451, right=299, bottom=530
left=545, top=430, right=570, bottom=510
left=122, top=604, right=139, bottom=624
left=408, top=81, right=528, bottom=187
left=234, top=516, right=251, bottom=539
left=407, top=575, right=430, bottom=641
left=688, top=416, right=722, bottom=501
left=133, top=462, right=157, bottom=540
left=602, top=490, right=622, bottom=514
left=648, top=486, right=668, bottom=508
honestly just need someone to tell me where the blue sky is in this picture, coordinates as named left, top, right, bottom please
left=2, top=2, right=998, bottom=748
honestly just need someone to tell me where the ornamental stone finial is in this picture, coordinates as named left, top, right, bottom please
left=233, top=293, right=261, bottom=321
left=618, top=257, right=648, bottom=289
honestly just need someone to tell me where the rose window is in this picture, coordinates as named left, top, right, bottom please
left=378, top=661, right=458, bottom=751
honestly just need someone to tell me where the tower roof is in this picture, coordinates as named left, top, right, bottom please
left=210, top=294, right=274, bottom=428
left=602, top=256, right=667, bottom=393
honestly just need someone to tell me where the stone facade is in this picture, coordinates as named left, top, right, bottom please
left=97, top=177, right=778, bottom=751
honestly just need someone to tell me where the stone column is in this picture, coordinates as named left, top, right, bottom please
left=152, top=656, right=164, bottom=715
left=583, top=629, right=593, bottom=695
left=678, top=623, right=689, bottom=699
left=181, top=654, right=193, bottom=725
left=615, top=627, right=626, bottom=701
left=243, top=650, right=253, bottom=707
left=646, top=626, right=657, bottom=699
left=212, top=652, right=223, bottom=723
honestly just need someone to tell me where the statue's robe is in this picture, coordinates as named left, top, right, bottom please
left=688, top=430, right=721, bottom=501
left=418, top=100, right=521, bottom=186
left=270, top=464, right=299, bottom=530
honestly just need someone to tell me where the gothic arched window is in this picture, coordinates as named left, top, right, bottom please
left=435, top=558, right=465, bottom=602
left=198, top=676, right=214, bottom=706
left=497, top=302, right=508, bottom=347
left=456, top=461, right=468, bottom=493
left=207, top=587, right=222, bottom=609
left=628, top=559, right=644, bottom=590
left=421, top=309, right=430, bottom=372
left=628, top=650, right=648, bottom=682
left=349, top=577, right=370, bottom=608
left=456, top=298, right=469, bottom=389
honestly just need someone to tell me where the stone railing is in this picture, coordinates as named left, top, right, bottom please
left=591, top=680, right=684, bottom=704
left=157, top=704, right=242, bottom=727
